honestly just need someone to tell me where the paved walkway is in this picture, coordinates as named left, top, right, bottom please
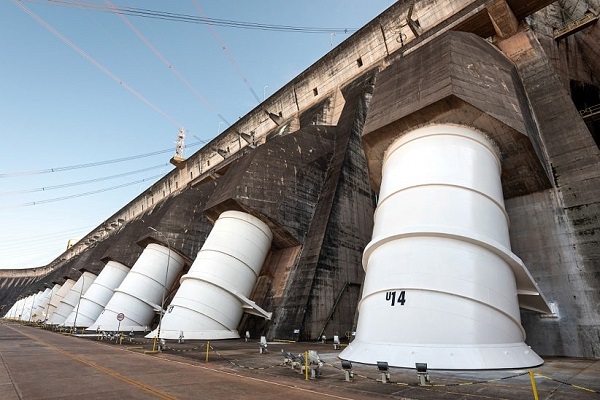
left=1, top=321, right=599, bottom=399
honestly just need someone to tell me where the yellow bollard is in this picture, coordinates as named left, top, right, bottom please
left=152, top=336, right=158, bottom=352
left=119, top=333, right=123, bottom=345
left=206, top=341, right=210, bottom=362
left=305, top=351, right=309, bottom=380
left=529, top=371, right=539, bottom=400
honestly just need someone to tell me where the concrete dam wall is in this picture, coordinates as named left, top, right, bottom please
left=2, top=0, right=600, bottom=364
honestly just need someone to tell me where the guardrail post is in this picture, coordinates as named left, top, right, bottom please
left=529, top=371, right=539, bottom=400
left=305, top=351, right=309, bottom=380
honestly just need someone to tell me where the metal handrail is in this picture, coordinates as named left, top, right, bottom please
left=579, top=104, right=600, bottom=118
left=554, top=13, right=598, bottom=39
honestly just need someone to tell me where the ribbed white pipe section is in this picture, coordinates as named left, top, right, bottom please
left=20, top=294, right=38, bottom=321
left=10, top=298, right=24, bottom=320
left=3, top=302, right=16, bottom=319
left=6, top=299, right=25, bottom=320
left=5, top=305, right=14, bottom=319
left=37, top=284, right=62, bottom=323
left=50, top=272, right=96, bottom=326
left=46, top=280, right=75, bottom=323
left=17, top=296, right=32, bottom=321
left=24, top=291, right=43, bottom=321
left=146, top=211, right=273, bottom=340
left=340, top=124, right=543, bottom=369
left=31, top=288, right=51, bottom=322
left=16, top=298, right=28, bottom=320
left=63, top=261, right=129, bottom=328
left=88, top=243, right=185, bottom=332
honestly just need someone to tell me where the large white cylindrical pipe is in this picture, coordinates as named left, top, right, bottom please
left=4, top=303, right=16, bottom=319
left=146, top=211, right=273, bottom=340
left=88, top=243, right=185, bottom=332
left=7, top=298, right=26, bottom=320
left=16, top=298, right=29, bottom=320
left=20, top=294, right=37, bottom=321
left=8, top=299, right=22, bottom=320
left=63, top=261, right=129, bottom=328
left=46, top=279, right=75, bottom=323
left=3, top=302, right=16, bottom=319
left=13, top=296, right=30, bottom=320
left=25, top=291, right=44, bottom=321
left=50, top=272, right=96, bottom=326
left=31, top=288, right=52, bottom=321
left=340, top=124, right=543, bottom=369
left=20, top=294, right=33, bottom=321
left=38, top=284, right=62, bottom=323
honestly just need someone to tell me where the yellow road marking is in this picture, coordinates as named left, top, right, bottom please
left=6, top=325, right=176, bottom=400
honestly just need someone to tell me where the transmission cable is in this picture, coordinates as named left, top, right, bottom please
left=12, top=0, right=183, bottom=127
left=1, top=174, right=164, bottom=208
left=0, top=163, right=169, bottom=196
left=0, top=141, right=202, bottom=178
left=104, top=0, right=230, bottom=125
left=21, top=0, right=356, bottom=33
left=193, top=0, right=261, bottom=103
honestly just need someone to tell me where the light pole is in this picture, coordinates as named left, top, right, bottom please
left=43, top=284, right=54, bottom=327
left=27, top=294, right=35, bottom=324
left=149, top=227, right=171, bottom=351
left=19, top=295, right=27, bottom=321
left=71, top=268, right=84, bottom=334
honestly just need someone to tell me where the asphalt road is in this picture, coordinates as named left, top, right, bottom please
left=1, top=322, right=599, bottom=400
left=0, top=323, right=360, bottom=400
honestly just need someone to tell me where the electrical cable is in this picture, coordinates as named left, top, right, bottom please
left=20, top=0, right=357, bottom=34
left=0, top=141, right=203, bottom=178
left=12, top=0, right=184, bottom=128
left=104, top=0, right=230, bottom=125
left=192, top=0, right=261, bottom=104
left=1, top=173, right=164, bottom=208
left=0, top=225, right=96, bottom=245
left=0, top=163, right=169, bottom=196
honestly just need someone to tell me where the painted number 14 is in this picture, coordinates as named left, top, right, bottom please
left=386, top=290, right=406, bottom=306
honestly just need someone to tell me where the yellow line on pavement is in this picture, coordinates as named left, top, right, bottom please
left=156, top=354, right=356, bottom=400
left=6, top=325, right=176, bottom=400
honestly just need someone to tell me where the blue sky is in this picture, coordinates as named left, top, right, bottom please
left=0, top=0, right=392, bottom=269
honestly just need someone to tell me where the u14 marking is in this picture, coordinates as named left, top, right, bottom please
left=386, top=290, right=406, bottom=306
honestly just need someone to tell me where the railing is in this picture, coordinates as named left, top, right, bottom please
left=554, top=13, right=598, bottom=40
left=579, top=104, right=600, bottom=121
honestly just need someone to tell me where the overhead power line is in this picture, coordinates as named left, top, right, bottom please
left=0, top=164, right=169, bottom=196
left=21, top=0, right=356, bottom=34
left=1, top=174, right=164, bottom=209
left=0, top=141, right=203, bottom=178
left=12, top=0, right=183, bottom=127
left=193, top=0, right=261, bottom=104
left=0, top=225, right=95, bottom=245
left=104, top=0, right=231, bottom=125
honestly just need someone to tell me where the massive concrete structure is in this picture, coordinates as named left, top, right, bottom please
left=2, top=0, right=599, bottom=365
